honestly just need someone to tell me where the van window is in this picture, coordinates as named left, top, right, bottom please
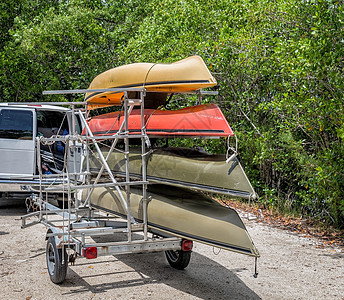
left=0, top=109, right=33, bottom=140
left=75, top=114, right=82, bottom=135
left=37, top=111, right=69, bottom=137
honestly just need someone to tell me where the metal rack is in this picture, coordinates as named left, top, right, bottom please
left=21, top=88, right=188, bottom=283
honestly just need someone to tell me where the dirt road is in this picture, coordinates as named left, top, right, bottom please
left=0, top=202, right=343, bottom=300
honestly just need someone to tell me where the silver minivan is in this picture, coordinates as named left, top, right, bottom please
left=0, top=103, right=82, bottom=197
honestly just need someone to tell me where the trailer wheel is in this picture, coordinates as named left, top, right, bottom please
left=46, top=236, right=68, bottom=284
left=165, top=250, right=191, bottom=270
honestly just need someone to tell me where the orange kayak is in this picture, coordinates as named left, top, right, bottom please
left=84, top=104, right=234, bottom=137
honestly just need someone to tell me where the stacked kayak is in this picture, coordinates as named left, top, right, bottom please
left=89, top=184, right=259, bottom=257
left=88, top=147, right=257, bottom=200
left=85, top=55, right=217, bottom=110
left=84, top=103, right=234, bottom=138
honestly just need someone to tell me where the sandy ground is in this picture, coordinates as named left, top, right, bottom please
left=0, top=201, right=343, bottom=300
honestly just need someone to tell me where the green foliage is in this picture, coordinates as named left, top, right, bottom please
left=1, top=0, right=343, bottom=228
left=0, top=0, right=150, bottom=102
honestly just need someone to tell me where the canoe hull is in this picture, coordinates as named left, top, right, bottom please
left=86, top=56, right=217, bottom=109
left=88, top=184, right=259, bottom=257
left=85, top=104, right=234, bottom=138
left=88, top=147, right=257, bottom=199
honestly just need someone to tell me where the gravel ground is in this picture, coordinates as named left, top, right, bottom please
left=0, top=201, right=343, bottom=300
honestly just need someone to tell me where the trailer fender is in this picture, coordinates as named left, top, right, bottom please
left=45, top=228, right=64, bottom=249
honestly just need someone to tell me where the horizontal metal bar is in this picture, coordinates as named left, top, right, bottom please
left=98, top=243, right=181, bottom=255
left=170, top=90, right=218, bottom=96
left=73, top=227, right=127, bottom=236
left=36, top=206, right=91, bottom=214
left=39, top=209, right=78, bottom=215
left=43, top=88, right=146, bottom=95
left=42, top=217, right=142, bottom=231
left=46, top=236, right=182, bottom=256
left=127, top=99, right=142, bottom=105
left=196, top=90, right=218, bottom=95
left=41, top=202, right=77, bottom=220
left=43, top=181, right=149, bottom=192
left=131, top=223, right=144, bottom=231
left=35, top=172, right=85, bottom=179
left=83, top=237, right=181, bottom=248
left=90, top=238, right=182, bottom=256
left=0, top=178, right=67, bottom=185
left=75, top=180, right=149, bottom=189
left=70, top=180, right=149, bottom=190
left=42, top=88, right=217, bottom=96
left=21, top=220, right=40, bottom=229
left=21, top=211, right=40, bottom=220
left=82, top=134, right=147, bottom=141
left=21, top=211, right=41, bottom=228
left=46, top=227, right=129, bottom=238
left=39, top=136, right=78, bottom=142
left=60, top=134, right=146, bottom=141
left=39, top=133, right=147, bottom=142
left=38, top=218, right=75, bottom=224
left=125, top=173, right=252, bottom=199
left=4, top=172, right=85, bottom=180
left=70, top=221, right=100, bottom=229
left=5, top=101, right=86, bottom=106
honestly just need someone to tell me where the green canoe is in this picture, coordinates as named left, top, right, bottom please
left=88, top=184, right=259, bottom=257
left=88, top=147, right=257, bottom=199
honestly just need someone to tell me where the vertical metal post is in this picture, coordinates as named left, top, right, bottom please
left=85, top=105, right=91, bottom=207
left=83, top=105, right=92, bottom=211
left=141, top=90, right=148, bottom=240
left=71, top=105, right=79, bottom=208
left=36, top=137, right=43, bottom=221
left=124, top=92, right=132, bottom=242
left=64, top=139, right=71, bottom=245
left=71, top=105, right=76, bottom=135
left=67, top=181, right=72, bottom=248
left=198, top=91, right=202, bottom=105
left=254, top=257, right=259, bottom=278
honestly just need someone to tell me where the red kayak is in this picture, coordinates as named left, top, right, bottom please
left=84, top=104, right=234, bottom=137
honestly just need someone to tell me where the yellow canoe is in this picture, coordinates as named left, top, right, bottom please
left=85, top=56, right=217, bottom=109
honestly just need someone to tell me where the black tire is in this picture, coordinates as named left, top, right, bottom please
left=165, top=250, right=191, bottom=270
left=46, top=236, right=68, bottom=284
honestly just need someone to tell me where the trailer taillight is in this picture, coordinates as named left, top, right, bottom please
left=83, top=247, right=97, bottom=259
left=182, top=240, right=193, bottom=251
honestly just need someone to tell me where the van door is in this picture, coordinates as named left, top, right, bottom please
left=0, top=108, right=36, bottom=178
left=66, top=111, right=83, bottom=175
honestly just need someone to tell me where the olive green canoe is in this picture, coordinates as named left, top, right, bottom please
left=89, top=184, right=259, bottom=257
left=88, top=147, right=257, bottom=200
